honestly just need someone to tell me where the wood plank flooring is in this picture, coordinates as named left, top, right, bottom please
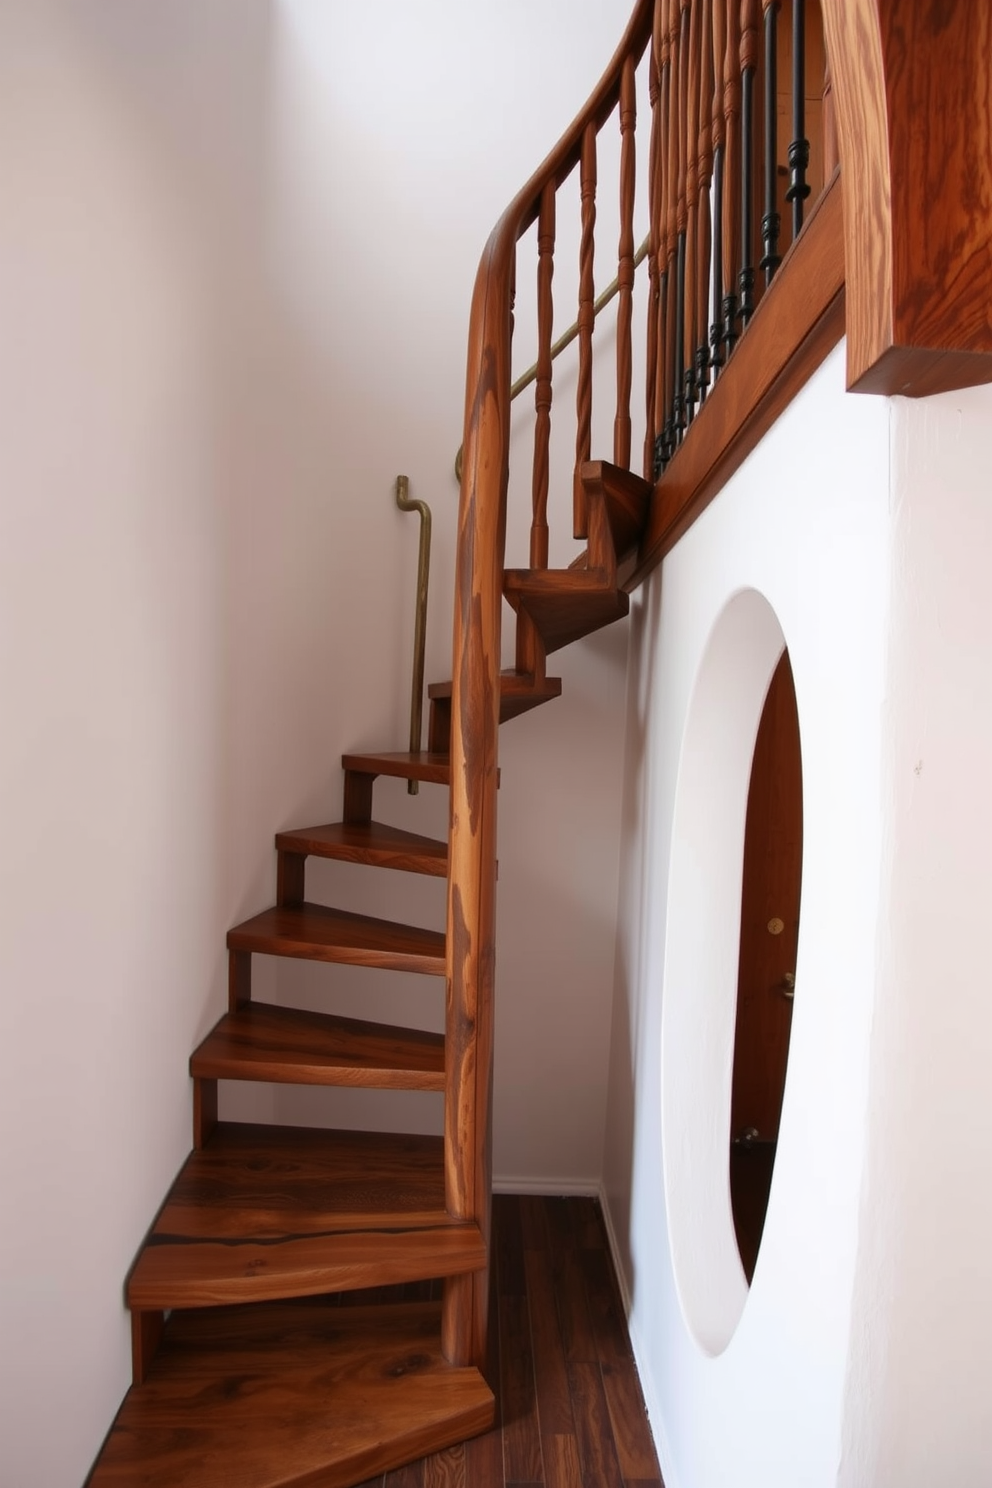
left=358, top=1194, right=664, bottom=1488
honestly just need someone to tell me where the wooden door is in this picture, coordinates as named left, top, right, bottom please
left=729, top=649, right=803, bottom=1277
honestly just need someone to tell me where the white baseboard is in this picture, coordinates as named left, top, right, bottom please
left=492, top=1174, right=600, bottom=1196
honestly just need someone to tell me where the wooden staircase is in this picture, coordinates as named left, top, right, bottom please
left=87, top=461, right=650, bottom=1487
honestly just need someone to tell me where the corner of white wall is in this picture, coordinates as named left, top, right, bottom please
left=840, top=380, right=992, bottom=1488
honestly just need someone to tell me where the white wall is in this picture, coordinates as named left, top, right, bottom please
left=839, top=384, right=992, bottom=1488
left=604, top=348, right=992, bottom=1487
left=603, top=345, right=893, bottom=1486
left=0, top=2, right=638, bottom=1482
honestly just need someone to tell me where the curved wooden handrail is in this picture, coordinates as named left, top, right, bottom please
left=442, top=0, right=654, bottom=1368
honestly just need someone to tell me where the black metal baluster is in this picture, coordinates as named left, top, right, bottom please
left=786, top=0, right=811, bottom=238
left=739, top=69, right=755, bottom=324
left=710, top=142, right=725, bottom=382
left=760, top=1, right=781, bottom=284
left=674, top=229, right=686, bottom=444
left=657, top=262, right=674, bottom=475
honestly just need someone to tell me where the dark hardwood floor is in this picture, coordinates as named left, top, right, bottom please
left=353, top=1193, right=664, bottom=1488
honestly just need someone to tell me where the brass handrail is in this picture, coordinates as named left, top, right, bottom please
left=394, top=475, right=432, bottom=794
left=454, top=232, right=650, bottom=483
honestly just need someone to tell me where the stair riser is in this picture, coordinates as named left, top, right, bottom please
left=227, top=938, right=444, bottom=978
left=193, top=1064, right=445, bottom=1090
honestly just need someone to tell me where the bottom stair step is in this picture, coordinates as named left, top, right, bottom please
left=87, top=1298, right=495, bottom=1487
left=127, top=1124, right=486, bottom=1309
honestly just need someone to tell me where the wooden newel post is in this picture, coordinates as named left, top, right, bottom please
left=443, top=243, right=510, bottom=1369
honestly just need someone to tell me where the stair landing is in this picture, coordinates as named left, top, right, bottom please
left=87, top=1298, right=494, bottom=1488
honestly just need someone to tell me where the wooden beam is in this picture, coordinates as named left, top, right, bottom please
left=821, top=0, right=992, bottom=396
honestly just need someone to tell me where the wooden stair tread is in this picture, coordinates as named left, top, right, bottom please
left=191, top=1001, right=444, bottom=1090
left=503, top=567, right=630, bottom=654
left=342, top=750, right=451, bottom=785
left=228, top=901, right=445, bottom=976
left=582, top=458, right=652, bottom=560
left=128, top=1124, right=484, bottom=1308
left=275, top=819, right=448, bottom=876
left=88, top=1299, right=494, bottom=1487
left=428, top=670, right=563, bottom=725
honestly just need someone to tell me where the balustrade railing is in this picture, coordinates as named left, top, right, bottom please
left=651, top=0, right=829, bottom=477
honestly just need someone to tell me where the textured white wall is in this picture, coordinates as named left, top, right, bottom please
left=839, top=383, right=992, bottom=1488
left=0, top=3, right=638, bottom=1482
left=603, top=345, right=893, bottom=1487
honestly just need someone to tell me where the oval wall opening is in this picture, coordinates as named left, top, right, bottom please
left=729, top=648, right=803, bottom=1282
left=661, top=589, right=800, bottom=1356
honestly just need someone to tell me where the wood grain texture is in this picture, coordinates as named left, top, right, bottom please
left=503, top=570, right=630, bottom=656
left=567, top=1363, right=625, bottom=1488
left=532, top=180, right=556, bottom=571
left=601, top=1360, right=662, bottom=1481
left=722, top=0, right=743, bottom=326
left=89, top=1301, right=494, bottom=1488
left=524, top=1248, right=574, bottom=1439
left=343, top=751, right=453, bottom=787
left=192, top=1076, right=217, bottom=1150
left=427, top=674, right=563, bottom=744
left=581, top=461, right=653, bottom=577
left=615, top=53, right=638, bottom=468
left=277, top=848, right=306, bottom=906
left=448, top=0, right=653, bottom=1368
left=127, top=1123, right=485, bottom=1309
left=227, top=902, right=445, bottom=977
left=229, top=946, right=251, bottom=1011
left=343, top=768, right=376, bottom=823
left=130, top=1309, right=164, bottom=1386
left=631, top=168, right=844, bottom=582
left=644, top=47, right=661, bottom=479
left=191, top=1001, right=445, bottom=1091
left=276, top=821, right=449, bottom=878
left=499, top=1294, right=543, bottom=1483
left=574, top=122, right=598, bottom=540
left=822, top=0, right=992, bottom=394
left=99, top=1196, right=659, bottom=1488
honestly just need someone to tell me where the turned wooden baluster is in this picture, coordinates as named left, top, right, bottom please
left=531, top=181, right=555, bottom=570
left=722, top=0, right=742, bottom=358
left=739, top=0, right=760, bottom=326
left=674, top=0, right=690, bottom=442
left=615, top=55, right=637, bottom=471
left=644, top=46, right=661, bottom=480
left=760, top=0, right=782, bottom=283
left=694, top=0, right=715, bottom=404
left=709, top=0, right=728, bottom=377
left=574, top=123, right=597, bottom=540
left=683, top=0, right=702, bottom=426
